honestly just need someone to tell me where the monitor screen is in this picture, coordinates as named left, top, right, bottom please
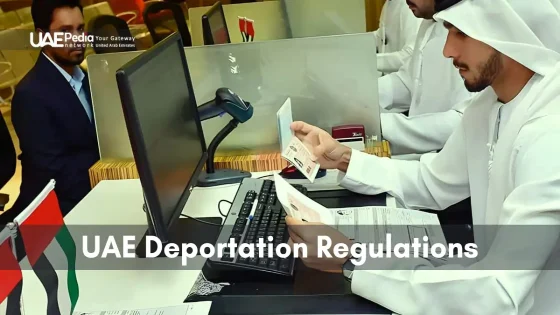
left=203, top=1, right=230, bottom=45
left=116, top=33, right=207, bottom=240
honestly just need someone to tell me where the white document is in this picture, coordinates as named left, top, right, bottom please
left=73, top=302, right=212, bottom=315
left=273, top=173, right=335, bottom=225
left=277, top=97, right=320, bottom=183
left=277, top=97, right=294, bottom=152
left=332, top=206, right=447, bottom=257
left=281, top=136, right=321, bottom=183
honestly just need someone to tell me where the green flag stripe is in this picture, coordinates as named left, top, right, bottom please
left=55, top=225, right=79, bottom=314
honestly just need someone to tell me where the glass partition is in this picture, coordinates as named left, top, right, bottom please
left=188, top=0, right=367, bottom=46
left=281, top=0, right=367, bottom=39
left=87, top=32, right=380, bottom=161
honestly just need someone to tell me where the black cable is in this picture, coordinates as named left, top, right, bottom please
left=256, top=173, right=278, bottom=179
left=180, top=214, right=222, bottom=226
left=218, top=200, right=232, bottom=217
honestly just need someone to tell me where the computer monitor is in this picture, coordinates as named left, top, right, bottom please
left=115, top=33, right=220, bottom=249
left=202, top=1, right=231, bottom=45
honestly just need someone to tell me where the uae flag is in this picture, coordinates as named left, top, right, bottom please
left=0, top=225, right=22, bottom=315
left=13, top=180, right=79, bottom=315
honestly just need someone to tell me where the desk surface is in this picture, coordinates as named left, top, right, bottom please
left=21, top=170, right=394, bottom=313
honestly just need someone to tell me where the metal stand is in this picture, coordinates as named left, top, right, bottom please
left=198, top=118, right=251, bottom=187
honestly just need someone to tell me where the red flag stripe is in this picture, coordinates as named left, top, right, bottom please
left=247, top=20, right=255, bottom=37
left=0, top=240, right=22, bottom=303
left=239, top=17, right=247, bottom=33
left=18, top=191, right=64, bottom=266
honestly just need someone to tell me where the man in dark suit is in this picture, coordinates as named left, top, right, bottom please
left=11, top=0, right=99, bottom=216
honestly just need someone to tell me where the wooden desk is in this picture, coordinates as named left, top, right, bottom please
left=88, top=141, right=391, bottom=188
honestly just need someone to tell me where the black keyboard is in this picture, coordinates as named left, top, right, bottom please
left=205, top=178, right=308, bottom=281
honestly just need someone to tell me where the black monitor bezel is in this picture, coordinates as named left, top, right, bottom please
left=115, top=32, right=208, bottom=243
left=202, top=0, right=231, bottom=45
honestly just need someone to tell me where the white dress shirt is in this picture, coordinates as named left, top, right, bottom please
left=43, top=53, right=92, bottom=122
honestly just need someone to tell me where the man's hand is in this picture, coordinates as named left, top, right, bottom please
left=286, top=216, right=354, bottom=273
left=290, top=121, right=352, bottom=171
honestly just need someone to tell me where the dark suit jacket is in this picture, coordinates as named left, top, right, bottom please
left=10, top=53, right=99, bottom=216
left=0, top=113, right=16, bottom=189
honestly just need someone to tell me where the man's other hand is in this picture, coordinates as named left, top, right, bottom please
left=286, top=216, right=353, bottom=273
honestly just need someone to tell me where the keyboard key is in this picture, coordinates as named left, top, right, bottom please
left=257, top=204, right=265, bottom=211
left=237, top=257, right=248, bottom=264
left=258, top=258, right=269, bottom=268
left=268, top=196, right=276, bottom=204
left=268, top=259, right=279, bottom=270
left=248, top=257, right=258, bottom=265
left=229, top=235, right=241, bottom=244
left=221, top=254, right=234, bottom=262
left=235, top=218, right=247, bottom=226
left=279, top=259, right=291, bottom=272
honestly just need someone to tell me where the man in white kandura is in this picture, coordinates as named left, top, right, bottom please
left=286, top=0, right=560, bottom=314
left=373, top=0, right=421, bottom=74
left=377, top=0, right=474, bottom=156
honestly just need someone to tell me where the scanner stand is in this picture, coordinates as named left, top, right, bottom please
left=198, top=119, right=251, bottom=187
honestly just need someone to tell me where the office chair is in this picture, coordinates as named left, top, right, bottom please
left=0, top=61, right=15, bottom=106
left=0, top=113, right=15, bottom=213
left=87, top=15, right=138, bottom=54
left=143, top=1, right=192, bottom=47
left=106, top=0, right=145, bottom=24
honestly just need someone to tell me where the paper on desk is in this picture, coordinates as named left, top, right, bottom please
left=273, top=173, right=335, bottom=226
left=332, top=206, right=447, bottom=258
left=72, top=301, right=212, bottom=315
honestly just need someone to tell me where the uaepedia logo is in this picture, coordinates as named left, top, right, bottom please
left=30, top=32, right=93, bottom=48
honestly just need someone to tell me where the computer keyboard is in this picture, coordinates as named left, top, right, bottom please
left=206, top=178, right=308, bottom=281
